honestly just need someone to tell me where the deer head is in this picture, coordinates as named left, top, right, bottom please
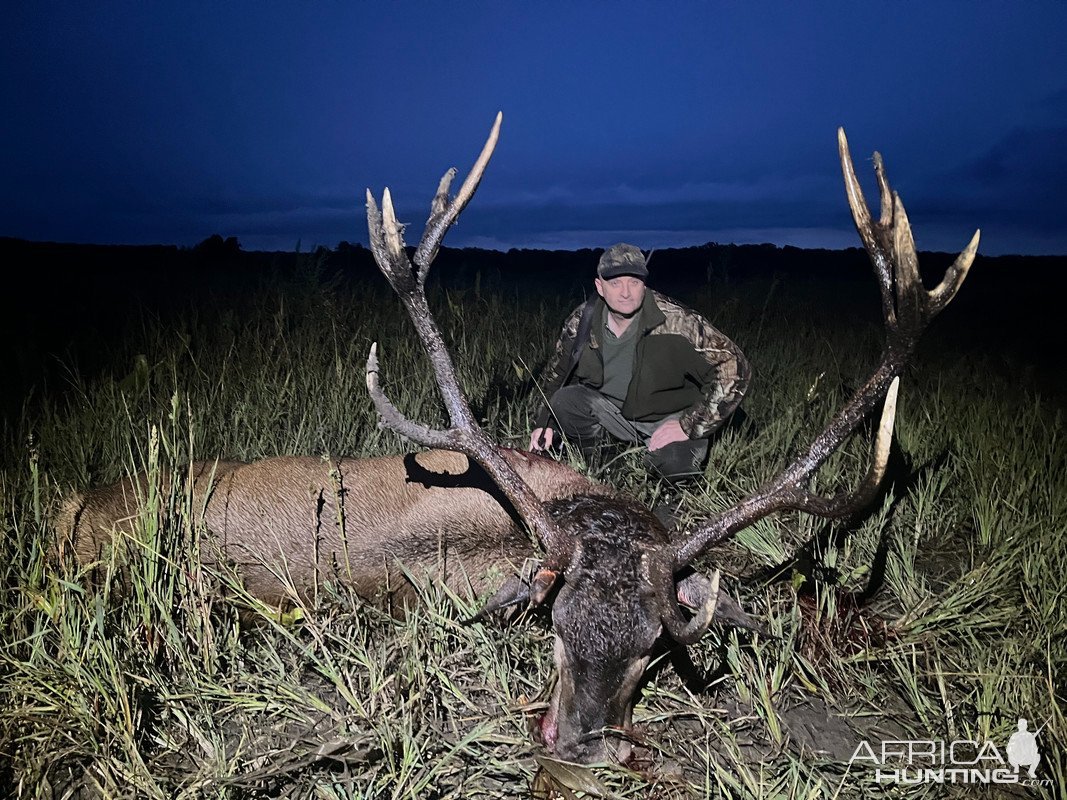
left=364, top=114, right=977, bottom=763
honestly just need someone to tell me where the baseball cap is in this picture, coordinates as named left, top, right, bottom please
left=597, top=243, right=649, bottom=279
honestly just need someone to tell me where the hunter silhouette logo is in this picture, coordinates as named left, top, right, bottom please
left=1006, top=718, right=1042, bottom=778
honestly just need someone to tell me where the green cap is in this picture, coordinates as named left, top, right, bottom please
left=597, top=243, right=648, bottom=279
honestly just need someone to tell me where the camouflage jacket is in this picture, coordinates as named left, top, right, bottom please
left=533, top=290, right=751, bottom=439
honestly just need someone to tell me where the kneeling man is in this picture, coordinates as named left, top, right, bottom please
left=529, top=243, right=750, bottom=482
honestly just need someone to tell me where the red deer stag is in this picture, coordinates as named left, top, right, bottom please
left=54, top=112, right=977, bottom=765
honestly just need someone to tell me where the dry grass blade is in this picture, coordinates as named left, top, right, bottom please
left=533, top=755, right=619, bottom=799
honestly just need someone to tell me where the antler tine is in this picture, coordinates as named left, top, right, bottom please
left=929, top=228, right=980, bottom=316
left=413, top=167, right=457, bottom=285
left=673, top=131, right=978, bottom=570
left=365, top=114, right=573, bottom=570
left=366, top=342, right=453, bottom=447
left=429, top=168, right=457, bottom=218
left=788, top=377, right=898, bottom=517
left=873, top=152, right=893, bottom=227
left=380, top=189, right=409, bottom=270
left=414, top=111, right=503, bottom=275
left=890, top=194, right=925, bottom=334
left=366, top=189, right=416, bottom=295
left=839, top=129, right=895, bottom=325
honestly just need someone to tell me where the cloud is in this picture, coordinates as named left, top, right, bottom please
left=866, top=124, right=1067, bottom=254
left=11, top=126, right=1060, bottom=256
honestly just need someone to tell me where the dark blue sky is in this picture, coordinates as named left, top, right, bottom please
left=4, top=2, right=1065, bottom=255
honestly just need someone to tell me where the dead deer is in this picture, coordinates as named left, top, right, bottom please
left=362, top=113, right=976, bottom=762
left=55, top=112, right=977, bottom=765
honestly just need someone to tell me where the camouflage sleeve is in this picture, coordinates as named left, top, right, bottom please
left=532, top=304, right=586, bottom=428
left=678, top=315, right=752, bottom=439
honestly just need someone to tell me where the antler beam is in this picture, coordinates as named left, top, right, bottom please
left=364, top=113, right=574, bottom=568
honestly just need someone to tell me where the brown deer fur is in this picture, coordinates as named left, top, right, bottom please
left=53, top=449, right=614, bottom=607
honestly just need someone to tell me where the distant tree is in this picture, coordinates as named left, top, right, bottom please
left=194, top=234, right=242, bottom=258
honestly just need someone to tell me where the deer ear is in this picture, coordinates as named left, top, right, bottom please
left=463, top=575, right=530, bottom=625
left=675, top=571, right=769, bottom=636
left=675, top=570, right=714, bottom=610
left=530, top=568, right=560, bottom=605
left=467, top=566, right=561, bottom=622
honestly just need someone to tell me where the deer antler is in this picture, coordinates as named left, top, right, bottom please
left=673, top=128, right=979, bottom=569
left=364, top=112, right=573, bottom=571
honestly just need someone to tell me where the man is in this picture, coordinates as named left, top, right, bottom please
left=529, top=243, right=750, bottom=482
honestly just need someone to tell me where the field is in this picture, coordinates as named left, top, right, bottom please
left=0, top=244, right=1064, bottom=798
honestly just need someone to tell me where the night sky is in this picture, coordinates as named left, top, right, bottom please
left=4, top=2, right=1065, bottom=256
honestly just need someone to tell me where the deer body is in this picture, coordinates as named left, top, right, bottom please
left=55, top=449, right=613, bottom=607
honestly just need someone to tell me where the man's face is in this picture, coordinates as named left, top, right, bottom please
left=595, top=275, right=646, bottom=317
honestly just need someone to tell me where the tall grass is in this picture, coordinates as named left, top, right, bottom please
left=1, top=264, right=1063, bottom=798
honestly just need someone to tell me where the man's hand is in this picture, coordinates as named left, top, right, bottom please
left=648, top=418, right=688, bottom=451
left=530, top=427, right=554, bottom=451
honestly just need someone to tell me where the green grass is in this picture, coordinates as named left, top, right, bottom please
left=1, top=264, right=1063, bottom=798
